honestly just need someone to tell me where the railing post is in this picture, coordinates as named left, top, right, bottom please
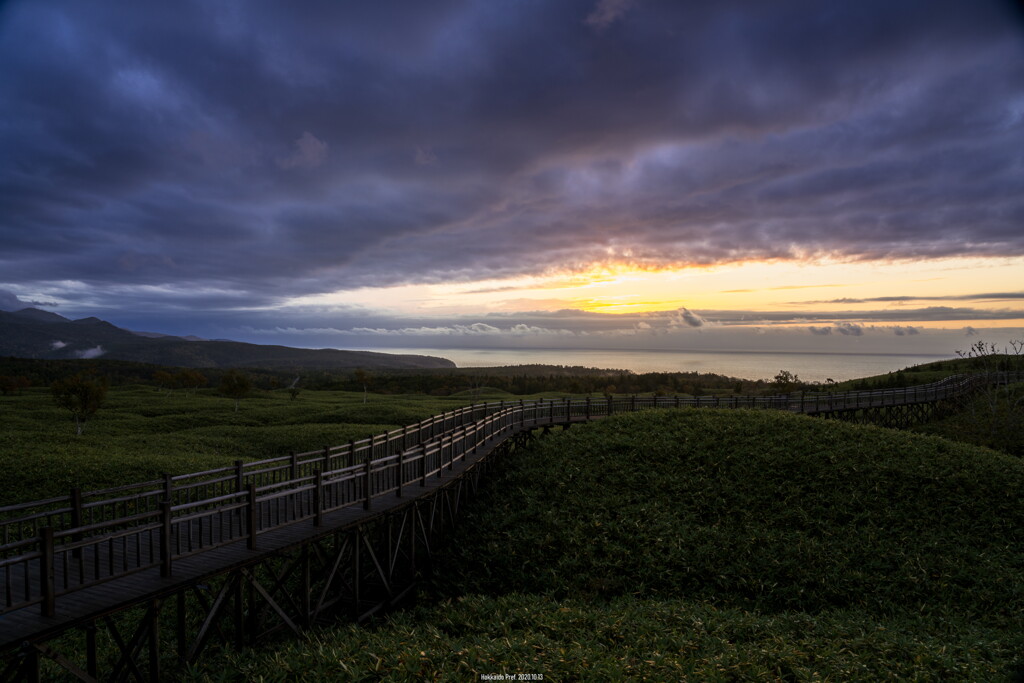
left=438, top=436, right=445, bottom=478
left=246, top=484, right=257, bottom=550
left=364, top=456, right=373, bottom=511
left=163, top=473, right=173, bottom=505
left=420, top=443, right=428, bottom=487
left=160, top=501, right=172, bottom=577
left=313, top=469, right=323, bottom=527
left=631, top=395, right=636, bottom=412
left=70, top=486, right=83, bottom=559
left=40, top=526, right=55, bottom=617
left=397, top=451, right=405, bottom=497
left=450, top=430, right=460, bottom=469
left=234, top=460, right=245, bottom=493
left=348, top=440, right=356, bottom=467
left=586, top=397, right=591, bottom=420
left=290, top=452, right=298, bottom=481
left=800, top=392, right=805, bottom=413
left=608, top=395, right=613, bottom=415
left=323, top=445, right=331, bottom=474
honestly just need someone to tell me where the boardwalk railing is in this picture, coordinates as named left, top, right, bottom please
left=2, top=371, right=1021, bottom=617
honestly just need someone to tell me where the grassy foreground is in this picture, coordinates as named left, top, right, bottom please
left=192, top=410, right=1024, bottom=681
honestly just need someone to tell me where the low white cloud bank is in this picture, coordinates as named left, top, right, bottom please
left=351, top=323, right=572, bottom=337
left=76, top=345, right=105, bottom=359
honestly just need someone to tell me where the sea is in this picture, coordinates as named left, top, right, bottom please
left=357, top=348, right=952, bottom=383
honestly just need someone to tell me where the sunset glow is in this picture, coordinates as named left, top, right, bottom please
left=1, top=1, right=1022, bottom=365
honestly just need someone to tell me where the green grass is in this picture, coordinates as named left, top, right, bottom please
left=831, top=354, right=1022, bottom=391
left=189, top=410, right=1024, bottom=681
left=6, top=378, right=1024, bottom=679
left=0, top=386, right=475, bottom=504
left=196, top=595, right=1021, bottom=682
left=912, top=382, right=1024, bottom=456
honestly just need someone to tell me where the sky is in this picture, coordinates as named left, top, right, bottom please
left=1, top=0, right=1023, bottom=360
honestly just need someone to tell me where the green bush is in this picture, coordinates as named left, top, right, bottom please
left=189, top=409, right=1024, bottom=681
left=429, top=410, right=1024, bottom=621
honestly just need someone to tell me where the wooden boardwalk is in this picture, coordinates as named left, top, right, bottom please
left=1, top=372, right=1018, bottom=680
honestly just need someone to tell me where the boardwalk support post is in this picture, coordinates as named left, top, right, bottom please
left=86, top=620, right=98, bottom=678
left=234, top=460, right=244, bottom=493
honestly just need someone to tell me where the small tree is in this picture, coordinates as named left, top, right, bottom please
left=52, top=373, right=108, bottom=435
left=771, top=370, right=802, bottom=393
left=219, top=370, right=251, bottom=412
left=352, top=369, right=372, bottom=404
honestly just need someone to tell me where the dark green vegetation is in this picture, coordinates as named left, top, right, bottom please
left=4, top=354, right=1023, bottom=680
left=0, top=385, right=481, bottom=504
left=50, top=372, right=109, bottom=436
left=192, top=410, right=1024, bottom=681
left=0, top=308, right=453, bottom=369
left=835, top=352, right=1022, bottom=391
left=915, top=382, right=1024, bottom=456
left=0, top=355, right=771, bottom=398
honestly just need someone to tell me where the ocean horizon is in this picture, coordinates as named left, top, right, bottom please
left=353, top=347, right=953, bottom=383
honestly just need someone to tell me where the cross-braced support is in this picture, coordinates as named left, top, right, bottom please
left=1, top=439, right=517, bottom=682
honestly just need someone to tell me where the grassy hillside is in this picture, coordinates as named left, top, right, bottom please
left=0, top=386, right=477, bottom=504
left=193, top=410, right=1024, bottom=681
left=832, top=353, right=1022, bottom=391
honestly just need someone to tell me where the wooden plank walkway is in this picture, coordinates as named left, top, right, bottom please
left=0, top=421, right=516, bottom=650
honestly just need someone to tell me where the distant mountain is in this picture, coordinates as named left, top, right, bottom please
left=0, top=309, right=454, bottom=370
left=8, top=308, right=69, bottom=324
left=130, top=330, right=207, bottom=341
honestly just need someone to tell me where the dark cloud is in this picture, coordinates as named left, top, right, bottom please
left=0, top=0, right=1022, bottom=316
left=801, top=293, right=1024, bottom=304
